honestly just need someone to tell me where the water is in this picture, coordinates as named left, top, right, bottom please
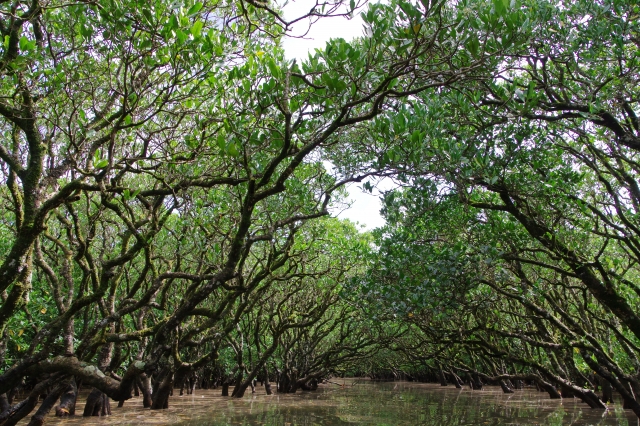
left=20, top=380, right=639, bottom=425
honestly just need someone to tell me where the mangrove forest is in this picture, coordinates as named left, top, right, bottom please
left=0, top=0, right=639, bottom=423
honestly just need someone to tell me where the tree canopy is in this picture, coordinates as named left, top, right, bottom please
left=0, top=0, right=639, bottom=423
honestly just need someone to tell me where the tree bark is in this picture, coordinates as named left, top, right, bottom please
left=151, top=371, right=173, bottom=410
left=54, top=379, right=78, bottom=416
left=27, top=381, right=68, bottom=426
left=449, top=371, right=463, bottom=389
left=471, top=373, right=483, bottom=390
left=82, top=388, right=111, bottom=417
left=25, top=355, right=144, bottom=402
left=498, top=379, right=514, bottom=394
left=264, top=366, right=273, bottom=395
left=601, top=378, right=614, bottom=404
left=0, top=394, right=9, bottom=413
left=135, top=375, right=153, bottom=408
left=438, top=369, right=448, bottom=386
left=0, top=378, right=53, bottom=426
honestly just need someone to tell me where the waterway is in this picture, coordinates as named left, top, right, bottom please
left=19, top=380, right=639, bottom=425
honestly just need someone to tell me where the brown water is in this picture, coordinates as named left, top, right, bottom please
left=19, top=381, right=639, bottom=425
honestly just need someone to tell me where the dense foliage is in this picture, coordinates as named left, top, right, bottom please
left=347, top=0, right=640, bottom=418
left=0, top=0, right=639, bottom=423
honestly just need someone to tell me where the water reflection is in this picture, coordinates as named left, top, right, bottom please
left=23, top=381, right=638, bottom=425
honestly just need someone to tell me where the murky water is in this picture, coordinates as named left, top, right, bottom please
left=19, top=380, right=639, bottom=425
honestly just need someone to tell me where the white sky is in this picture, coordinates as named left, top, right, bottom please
left=280, top=1, right=390, bottom=230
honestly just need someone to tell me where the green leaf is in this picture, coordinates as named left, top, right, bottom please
left=95, top=159, right=109, bottom=169
left=169, top=15, right=180, bottom=30
left=142, top=8, right=154, bottom=24
left=267, top=58, right=280, bottom=78
left=176, top=29, right=188, bottom=44
left=227, top=142, right=239, bottom=156
left=271, top=137, right=284, bottom=150
left=493, top=0, right=506, bottom=16
left=187, top=2, right=203, bottom=16
left=19, top=36, right=34, bottom=52
left=217, top=133, right=226, bottom=150
left=466, top=37, right=479, bottom=57
left=191, top=20, right=204, bottom=37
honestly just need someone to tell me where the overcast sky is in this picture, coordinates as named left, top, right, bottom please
left=279, top=1, right=389, bottom=230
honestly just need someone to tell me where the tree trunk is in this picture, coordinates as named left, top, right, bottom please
left=175, top=370, right=187, bottom=397
left=601, top=378, right=614, bottom=404
left=537, top=380, right=561, bottom=399
left=82, top=388, right=111, bottom=416
left=622, top=379, right=640, bottom=410
left=561, top=387, right=574, bottom=398
left=230, top=368, right=245, bottom=398
left=0, top=394, right=9, bottom=412
left=135, top=375, right=153, bottom=408
left=133, top=379, right=140, bottom=397
left=577, top=388, right=607, bottom=409
left=449, top=371, right=463, bottom=389
left=221, top=384, right=229, bottom=397
left=150, top=372, right=173, bottom=410
left=498, top=379, right=514, bottom=394
left=1, top=378, right=57, bottom=426
left=471, top=373, right=483, bottom=390
left=0, top=396, right=40, bottom=426
left=54, top=379, right=78, bottom=416
left=264, top=366, right=273, bottom=395
left=190, top=375, right=197, bottom=394
left=438, top=369, right=448, bottom=386
left=27, top=381, right=67, bottom=426
left=231, top=382, right=246, bottom=398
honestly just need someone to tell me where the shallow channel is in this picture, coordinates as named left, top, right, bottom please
left=20, top=380, right=639, bottom=425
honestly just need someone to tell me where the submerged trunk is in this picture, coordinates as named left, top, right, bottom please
left=580, top=349, right=640, bottom=416
left=299, top=379, right=319, bottom=391
left=54, top=379, right=78, bottom=416
left=0, top=396, right=40, bottom=426
left=133, top=380, right=140, bottom=397
left=0, top=394, right=9, bottom=412
left=536, top=380, right=561, bottom=400
left=175, top=370, right=187, bottom=397
left=136, top=374, right=153, bottom=408
left=151, top=371, right=174, bottom=410
left=27, top=381, right=68, bottom=426
left=264, top=366, right=273, bottom=395
left=576, top=388, right=607, bottom=409
left=231, top=378, right=247, bottom=398
left=438, top=369, right=447, bottom=387
left=190, top=375, right=197, bottom=394
left=471, top=373, right=483, bottom=390
left=498, top=379, right=514, bottom=394
left=600, top=377, right=614, bottom=404
left=622, top=379, right=640, bottom=410
left=1, top=378, right=56, bottom=426
left=278, top=373, right=298, bottom=394
left=449, top=371, right=463, bottom=389
left=83, top=388, right=111, bottom=417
